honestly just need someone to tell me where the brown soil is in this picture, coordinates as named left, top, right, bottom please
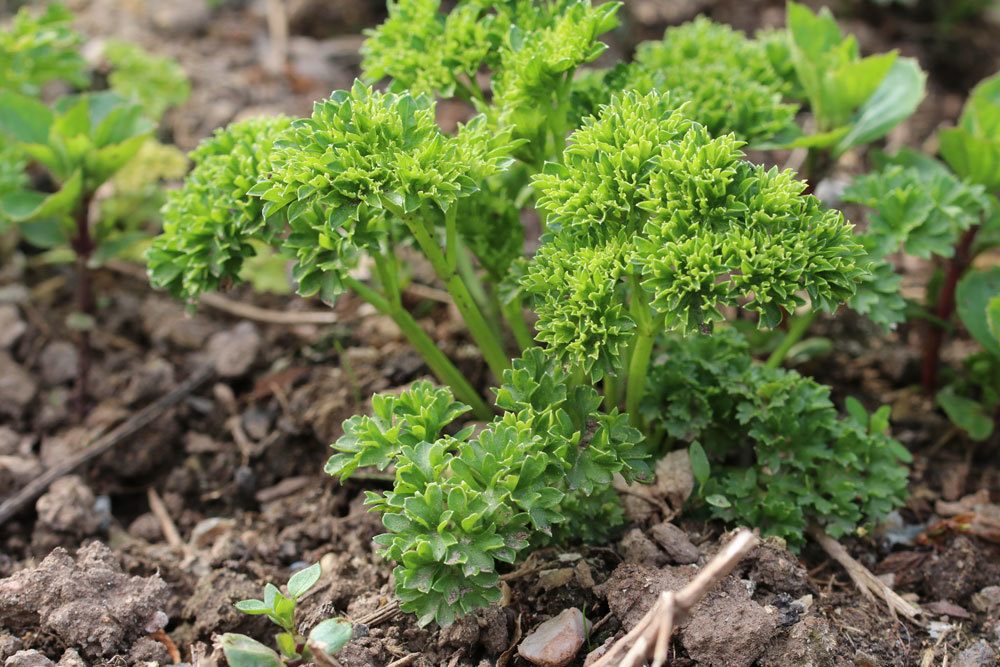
left=2, top=0, right=1000, bottom=665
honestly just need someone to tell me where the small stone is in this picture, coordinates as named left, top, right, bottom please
left=39, top=342, right=78, bottom=386
left=954, top=641, right=998, bottom=667
left=190, top=517, right=236, bottom=550
left=0, top=634, right=23, bottom=662
left=206, top=322, right=261, bottom=378
left=0, top=306, right=26, bottom=349
left=127, top=513, right=163, bottom=542
left=650, top=521, right=700, bottom=564
left=924, top=600, right=971, bottom=619
left=0, top=353, right=37, bottom=418
left=56, top=649, right=85, bottom=667
left=538, top=568, right=574, bottom=591
left=518, top=608, right=587, bottom=667
left=4, top=650, right=55, bottom=667
left=971, top=586, right=1000, bottom=615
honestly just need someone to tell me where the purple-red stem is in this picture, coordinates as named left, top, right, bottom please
left=70, top=193, right=95, bottom=418
left=921, top=225, right=979, bottom=392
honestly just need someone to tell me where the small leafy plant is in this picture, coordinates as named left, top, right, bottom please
left=0, top=4, right=190, bottom=410
left=221, top=563, right=353, bottom=666
left=149, top=0, right=921, bottom=629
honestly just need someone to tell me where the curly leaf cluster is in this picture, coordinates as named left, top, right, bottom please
left=0, top=3, right=88, bottom=96
left=255, top=81, right=517, bottom=300
left=491, top=1, right=620, bottom=143
left=624, top=17, right=798, bottom=144
left=328, top=352, right=650, bottom=626
left=525, top=91, right=864, bottom=378
left=361, top=0, right=501, bottom=98
left=147, top=115, right=292, bottom=301
left=644, top=329, right=912, bottom=548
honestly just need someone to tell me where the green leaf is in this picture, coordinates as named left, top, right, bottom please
left=956, top=268, right=1000, bottom=357
left=270, top=592, right=296, bottom=632
left=20, top=217, right=69, bottom=249
left=275, top=632, right=298, bottom=659
left=234, top=599, right=270, bottom=615
left=988, top=295, right=1000, bottom=345
left=0, top=171, right=82, bottom=223
left=706, top=494, right=731, bottom=508
left=688, top=441, right=710, bottom=485
left=834, top=57, right=926, bottom=156
left=307, top=618, right=353, bottom=657
left=0, top=91, right=54, bottom=144
left=218, top=634, right=284, bottom=667
left=937, top=387, right=994, bottom=441
left=287, top=562, right=322, bottom=599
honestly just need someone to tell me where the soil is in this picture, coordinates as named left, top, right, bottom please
left=2, top=0, right=1000, bottom=666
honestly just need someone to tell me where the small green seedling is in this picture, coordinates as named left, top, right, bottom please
left=222, top=563, right=353, bottom=666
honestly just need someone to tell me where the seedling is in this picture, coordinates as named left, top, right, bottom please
left=222, top=563, right=353, bottom=666
left=0, top=5, right=189, bottom=412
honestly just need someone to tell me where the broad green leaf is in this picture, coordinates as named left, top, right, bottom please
left=0, top=170, right=81, bottom=224
left=234, top=599, right=270, bottom=615
left=936, top=387, right=994, bottom=441
left=688, top=441, right=710, bottom=485
left=939, top=128, right=1000, bottom=191
left=835, top=57, right=926, bottom=156
left=956, top=267, right=1000, bottom=357
left=0, top=91, right=54, bottom=144
left=307, top=618, right=353, bottom=656
left=20, top=217, right=69, bottom=248
left=218, top=634, right=284, bottom=667
left=287, top=562, right=322, bottom=599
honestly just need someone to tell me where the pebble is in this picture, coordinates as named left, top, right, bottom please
left=650, top=521, right=700, bottom=564
left=954, top=641, right=998, bottom=667
left=40, top=342, right=78, bottom=386
left=518, top=608, right=587, bottom=667
left=0, top=305, right=26, bottom=349
left=206, top=322, right=261, bottom=377
left=971, top=585, right=1000, bottom=615
left=0, top=353, right=37, bottom=418
left=4, top=649, right=55, bottom=667
left=619, top=528, right=666, bottom=567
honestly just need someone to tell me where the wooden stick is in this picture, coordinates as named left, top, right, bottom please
left=147, top=488, right=184, bottom=549
left=590, top=529, right=758, bottom=667
left=104, top=261, right=340, bottom=326
left=0, top=366, right=214, bottom=526
left=807, top=525, right=921, bottom=622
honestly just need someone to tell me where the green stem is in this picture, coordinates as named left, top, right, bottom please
left=764, top=311, right=817, bottom=370
left=603, top=373, right=619, bottom=412
left=501, top=294, right=534, bottom=352
left=625, top=277, right=656, bottom=428
left=343, top=276, right=492, bottom=420
left=397, top=209, right=511, bottom=379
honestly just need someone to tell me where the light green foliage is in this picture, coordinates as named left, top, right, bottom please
left=104, top=40, right=191, bottom=122
left=525, top=91, right=863, bottom=379
left=0, top=137, right=26, bottom=226
left=0, top=3, right=88, bottom=96
left=783, top=2, right=925, bottom=156
left=147, top=115, right=291, bottom=301
left=0, top=91, right=152, bottom=247
left=940, top=72, right=1000, bottom=190
left=491, top=1, right=619, bottom=152
left=644, top=329, right=911, bottom=548
left=225, top=563, right=352, bottom=666
left=328, top=352, right=650, bottom=626
left=255, top=81, right=517, bottom=300
left=624, top=17, right=797, bottom=144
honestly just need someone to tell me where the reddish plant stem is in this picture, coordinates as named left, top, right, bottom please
left=70, top=193, right=95, bottom=418
left=921, top=224, right=979, bottom=392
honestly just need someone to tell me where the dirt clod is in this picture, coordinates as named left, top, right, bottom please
left=4, top=650, right=54, bottom=667
left=649, top=521, right=700, bottom=564
left=517, top=607, right=587, bottom=667
left=39, top=342, right=78, bottom=386
left=618, top=528, right=667, bottom=567
left=0, top=305, right=26, bottom=349
left=0, top=542, right=169, bottom=658
left=32, top=476, right=106, bottom=552
left=758, top=615, right=836, bottom=667
left=0, top=353, right=37, bottom=419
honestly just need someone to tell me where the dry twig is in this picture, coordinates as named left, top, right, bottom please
left=147, top=488, right=185, bottom=549
left=0, top=366, right=214, bottom=525
left=589, top=530, right=759, bottom=667
left=807, top=525, right=922, bottom=622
